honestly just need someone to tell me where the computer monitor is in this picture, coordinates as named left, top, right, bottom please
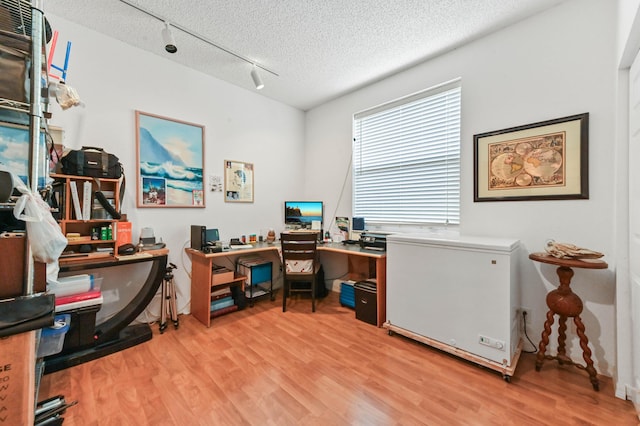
left=284, top=201, right=323, bottom=229
left=205, top=228, right=219, bottom=244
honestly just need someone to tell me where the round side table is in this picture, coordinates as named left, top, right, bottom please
left=528, top=252, right=608, bottom=391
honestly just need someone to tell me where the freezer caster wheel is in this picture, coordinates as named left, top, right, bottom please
left=503, top=375, right=511, bottom=383
left=388, top=329, right=394, bottom=336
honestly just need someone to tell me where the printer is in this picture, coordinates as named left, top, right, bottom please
left=359, top=232, right=387, bottom=251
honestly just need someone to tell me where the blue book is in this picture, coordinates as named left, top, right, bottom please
left=210, top=296, right=234, bottom=312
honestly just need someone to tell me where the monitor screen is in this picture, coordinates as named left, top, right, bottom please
left=284, top=201, right=323, bottom=228
left=205, top=228, right=219, bottom=243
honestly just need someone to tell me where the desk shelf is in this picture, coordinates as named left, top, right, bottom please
left=190, top=259, right=246, bottom=326
left=209, top=274, right=246, bottom=321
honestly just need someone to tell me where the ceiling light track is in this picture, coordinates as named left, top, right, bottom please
left=118, top=0, right=278, bottom=77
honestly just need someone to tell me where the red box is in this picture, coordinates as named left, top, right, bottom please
left=116, top=221, right=132, bottom=249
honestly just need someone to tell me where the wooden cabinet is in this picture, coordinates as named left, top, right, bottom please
left=50, top=174, right=121, bottom=259
left=0, top=236, right=46, bottom=299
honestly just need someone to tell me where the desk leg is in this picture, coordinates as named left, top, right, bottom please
left=191, top=255, right=213, bottom=327
left=376, top=257, right=386, bottom=327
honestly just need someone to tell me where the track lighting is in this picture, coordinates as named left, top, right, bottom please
left=118, top=1, right=278, bottom=77
left=162, top=22, right=177, bottom=54
left=250, top=65, right=264, bottom=90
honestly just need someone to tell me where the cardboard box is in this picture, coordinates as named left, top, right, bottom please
left=211, top=266, right=234, bottom=285
left=0, top=331, right=36, bottom=425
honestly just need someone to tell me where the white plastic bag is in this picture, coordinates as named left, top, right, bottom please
left=12, top=174, right=67, bottom=263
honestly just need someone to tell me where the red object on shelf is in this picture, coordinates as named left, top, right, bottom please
left=116, top=221, right=132, bottom=249
left=54, top=289, right=101, bottom=306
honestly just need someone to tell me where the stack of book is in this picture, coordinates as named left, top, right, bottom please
left=50, top=274, right=103, bottom=312
left=210, top=285, right=237, bottom=317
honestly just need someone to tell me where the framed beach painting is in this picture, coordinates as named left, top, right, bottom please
left=0, top=121, right=49, bottom=189
left=135, top=111, right=205, bottom=207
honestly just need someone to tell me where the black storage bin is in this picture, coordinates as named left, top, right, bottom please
left=58, top=304, right=101, bottom=354
left=354, top=281, right=377, bottom=326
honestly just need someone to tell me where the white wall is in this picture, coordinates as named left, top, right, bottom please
left=618, top=0, right=640, bottom=66
left=306, top=0, right=619, bottom=376
left=46, top=15, right=306, bottom=316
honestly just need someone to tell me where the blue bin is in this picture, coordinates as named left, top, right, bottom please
left=38, top=314, right=70, bottom=358
left=340, top=281, right=355, bottom=308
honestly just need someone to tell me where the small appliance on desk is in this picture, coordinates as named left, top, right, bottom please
left=359, top=232, right=387, bottom=251
left=139, top=227, right=166, bottom=251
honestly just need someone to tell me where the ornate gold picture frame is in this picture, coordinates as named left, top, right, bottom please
left=473, top=113, right=589, bottom=202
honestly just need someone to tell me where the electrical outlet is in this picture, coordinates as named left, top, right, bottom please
left=517, top=307, right=532, bottom=334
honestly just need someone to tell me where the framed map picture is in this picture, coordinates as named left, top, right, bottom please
left=473, top=113, right=589, bottom=202
left=224, top=160, right=253, bottom=203
left=135, top=111, right=205, bottom=208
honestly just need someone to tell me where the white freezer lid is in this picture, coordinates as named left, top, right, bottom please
left=386, top=232, right=520, bottom=252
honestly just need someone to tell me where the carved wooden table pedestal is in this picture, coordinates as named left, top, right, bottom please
left=528, top=252, right=608, bottom=391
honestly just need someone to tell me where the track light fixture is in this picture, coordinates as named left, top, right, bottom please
left=162, top=22, right=177, bottom=54
left=250, top=65, right=264, bottom=90
left=118, top=0, right=278, bottom=78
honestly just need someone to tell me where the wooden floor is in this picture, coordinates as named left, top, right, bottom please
left=39, top=291, right=639, bottom=425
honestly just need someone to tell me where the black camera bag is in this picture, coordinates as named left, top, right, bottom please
left=61, top=146, right=122, bottom=179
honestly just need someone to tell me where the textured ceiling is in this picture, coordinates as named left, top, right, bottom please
left=44, top=0, right=569, bottom=111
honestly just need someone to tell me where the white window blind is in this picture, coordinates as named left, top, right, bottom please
left=353, top=81, right=461, bottom=225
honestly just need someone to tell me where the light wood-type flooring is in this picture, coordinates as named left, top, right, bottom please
left=39, top=291, right=639, bottom=425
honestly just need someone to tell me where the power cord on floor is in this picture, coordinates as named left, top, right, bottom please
left=522, top=311, right=538, bottom=354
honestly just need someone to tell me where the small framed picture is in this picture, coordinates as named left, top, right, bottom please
left=224, top=160, right=254, bottom=203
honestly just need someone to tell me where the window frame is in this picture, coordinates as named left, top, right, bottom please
left=352, top=79, right=462, bottom=229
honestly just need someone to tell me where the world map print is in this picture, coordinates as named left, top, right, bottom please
left=488, top=132, right=565, bottom=190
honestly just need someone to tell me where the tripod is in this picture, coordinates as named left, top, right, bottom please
left=159, top=262, right=179, bottom=333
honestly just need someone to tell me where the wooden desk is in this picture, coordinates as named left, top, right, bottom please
left=529, top=252, right=608, bottom=391
left=318, top=243, right=387, bottom=327
left=186, top=242, right=387, bottom=327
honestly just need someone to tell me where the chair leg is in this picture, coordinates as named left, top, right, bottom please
left=282, top=279, right=287, bottom=312
left=311, top=277, right=316, bottom=312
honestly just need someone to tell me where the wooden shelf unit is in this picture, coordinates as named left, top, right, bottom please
left=51, top=173, right=121, bottom=258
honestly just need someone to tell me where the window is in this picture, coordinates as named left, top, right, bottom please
left=353, top=79, right=461, bottom=226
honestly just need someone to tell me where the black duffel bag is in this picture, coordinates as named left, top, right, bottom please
left=61, top=146, right=122, bottom=179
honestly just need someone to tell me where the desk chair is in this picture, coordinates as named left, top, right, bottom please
left=280, top=232, right=321, bottom=312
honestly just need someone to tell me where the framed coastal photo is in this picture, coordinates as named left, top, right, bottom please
left=135, top=111, right=205, bottom=207
left=224, top=160, right=253, bottom=203
left=0, top=121, right=48, bottom=188
left=473, top=113, right=589, bottom=202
